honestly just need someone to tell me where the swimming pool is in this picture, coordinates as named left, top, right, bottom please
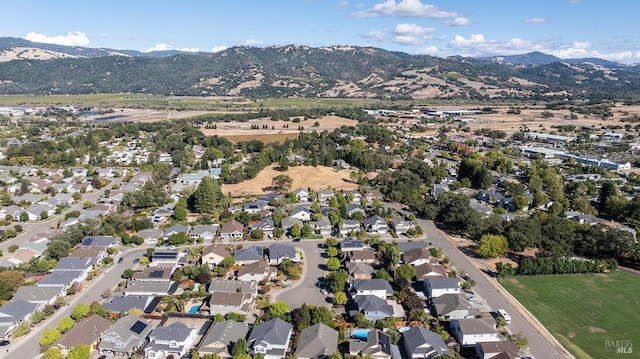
left=352, top=329, right=370, bottom=340
left=188, top=305, right=201, bottom=314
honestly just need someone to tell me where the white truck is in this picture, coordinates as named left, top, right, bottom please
left=497, top=309, right=511, bottom=325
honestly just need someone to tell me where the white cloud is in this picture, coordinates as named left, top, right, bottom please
left=211, top=45, right=229, bottom=53
left=524, top=17, right=548, bottom=24
left=364, top=23, right=435, bottom=45
left=415, top=45, right=439, bottom=55
left=352, top=0, right=460, bottom=19
left=24, top=31, right=90, bottom=46
left=233, top=39, right=263, bottom=46
left=448, top=17, right=470, bottom=26
left=336, top=1, right=349, bottom=9
left=146, top=43, right=199, bottom=52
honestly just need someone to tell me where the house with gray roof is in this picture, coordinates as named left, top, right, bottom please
left=290, top=206, right=312, bottom=221
left=99, top=315, right=154, bottom=357
left=423, top=277, right=463, bottom=298
left=198, top=320, right=249, bottom=358
left=131, top=266, right=173, bottom=281
left=237, top=260, right=276, bottom=282
left=0, top=299, right=40, bottom=337
left=81, top=235, right=119, bottom=247
left=190, top=224, right=220, bottom=241
left=430, top=293, right=478, bottom=320
left=37, top=270, right=86, bottom=291
left=390, top=217, right=416, bottom=235
left=346, top=204, right=366, bottom=218
left=296, top=323, right=338, bottom=359
left=310, top=215, right=333, bottom=236
left=208, top=279, right=258, bottom=296
left=340, top=238, right=364, bottom=251
left=202, top=292, right=254, bottom=315
left=144, top=322, right=198, bottom=359
left=292, top=188, right=310, bottom=202
left=55, top=257, right=99, bottom=271
left=102, top=295, right=161, bottom=314
left=348, top=330, right=392, bottom=359
left=475, top=341, right=519, bottom=359
left=124, top=280, right=178, bottom=296
left=340, top=220, right=361, bottom=236
left=164, top=223, right=191, bottom=239
left=354, top=295, right=395, bottom=321
left=397, top=242, right=428, bottom=254
left=401, top=326, right=449, bottom=359
left=249, top=218, right=275, bottom=238
left=280, top=216, right=303, bottom=231
left=268, top=243, right=296, bottom=265
left=54, top=315, right=112, bottom=356
left=12, top=285, right=64, bottom=306
left=351, top=279, right=393, bottom=299
left=363, top=215, right=388, bottom=235
left=137, top=228, right=164, bottom=245
left=346, top=262, right=374, bottom=280
left=248, top=318, right=294, bottom=359
left=450, top=318, right=501, bottom=347
left=234, top=246, right=264, bottom=265
left=244, top=200, right=269, bottom=214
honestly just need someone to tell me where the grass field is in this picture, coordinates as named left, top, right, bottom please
left=501, top=273, right=640, bottom=359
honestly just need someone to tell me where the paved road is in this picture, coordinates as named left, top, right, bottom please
left=388, top=203, right=571, bottom=359
left=4, top=247, right=145, bottom=359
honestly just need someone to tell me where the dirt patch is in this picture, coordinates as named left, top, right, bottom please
left=221, top=164, right=358, bottom=198
left=486, top=257, right=518, bottom=270
left=587, top=326, right=607, bottom=333
left=567, top=332, right=577, bottom=338
left=223, top=133, right=300, bottom=144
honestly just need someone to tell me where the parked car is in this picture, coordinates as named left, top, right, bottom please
left=117, top=257, right=124, bottom=264
left=320, top=288, right=329, bottom=295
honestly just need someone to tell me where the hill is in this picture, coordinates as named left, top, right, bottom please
left=1, top=38, right=640, bottom=100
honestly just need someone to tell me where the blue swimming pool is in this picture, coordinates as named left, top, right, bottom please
left=352, top=329, right=370, bottom=340
left=188, top=305, right=201, bottom=314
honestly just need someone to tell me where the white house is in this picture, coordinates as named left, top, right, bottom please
left=144, top=322, right=198, bottom=359
left=450, top=318, right=501, bottom=347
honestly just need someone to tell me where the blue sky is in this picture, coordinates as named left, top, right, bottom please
left=2, top=0, right=639, bottom=63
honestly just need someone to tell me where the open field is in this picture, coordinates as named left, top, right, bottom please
left=221, top=164, right=358, bottom=198
left=501, top=273, right=640, bottom=359
left=199, top=115, right=358, bottom=138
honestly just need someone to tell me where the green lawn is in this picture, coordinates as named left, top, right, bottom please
left=501, top=272, right=640, bottom=359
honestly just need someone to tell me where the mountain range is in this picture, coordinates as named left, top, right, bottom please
left=1, top=37, right=639, bottom=100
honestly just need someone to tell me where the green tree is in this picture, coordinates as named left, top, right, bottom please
left=269, top=301, right=290, bottom=318
left=326, top=269, right=349, bottom=293
left=67, top=344, right=91, bottom=359
left=221, top=256, right=235, bottom=267
left=11, top=321, right=30, bottom=337
left=192, top=176, right=224, bottom=214
left=290, top=223, right=302, bottom=238
left=70, top=303, right=90, bottom=321
left=334, top=292, right=347, bottom=306
left=272, top=174, right=293, bottom=194
left=476, top=234, right=509, bottom=258
left=40, top=328, right=61, bottom=348
left=326, top=246, right=339, bottom=257
left=173, top=205, right=188, bottom=221
left=232, top=338, right=248, bottom=356
left=251, top=229, right=264, bottom=240
left=41, top=347, right=62, bottom=359
left=57, top=317, right=75, bottom=333
left=326, top=257, right=341, bottom=271
left=19, top=212, right=29, bottom=221
left=395, top=264, right=416, bottom=281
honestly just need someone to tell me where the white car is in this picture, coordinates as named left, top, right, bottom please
left=320, top=289, right=329, bottom=295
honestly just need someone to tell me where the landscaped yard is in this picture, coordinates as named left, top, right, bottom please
left=501, top=272, right=640, bottom=359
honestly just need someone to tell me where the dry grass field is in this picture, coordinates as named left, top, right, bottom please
left=199, top=115, right=358, bottom=138
left=221, top=164, right=358, bottom=198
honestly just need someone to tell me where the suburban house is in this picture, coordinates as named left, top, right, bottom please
left=237, top=260, right=277, bottom=282
left=346, top=262, right=375, bottom=280
left=137, top=229, right=164, bottom=246
left=390, top=217, right=416, bottom=234
left=144, top=322, right=198, bottom=359
left=249, top=218, right=275, bottom=238
left=354, top=295, right=395, bottom=321
left=201, top=244, right=231, bottom=267
left=67, top=246, right=107, bottom=260
left=102, top=295, right=161, bottom=315
left=189, top=224, right=220, bottom=242
left=430, top=293, right=479, bottom=320
left=202, top=291, right=254, bottom=315
left=81, top=235, right=119, bottom=248
left=340, top=238, right=365, bottom=251
left=400, top=326, right=449, bottom=359
left=316, top=190, right=335, bottom=205
left=0, top=299, right=40, bottom=338
left=397, top=242, right=429, bottom=254
left=150, top=251, right=186, bottom=268
left=295, top=323, right=339, bottom=359
left=310, top=215, right=333, bottom=236
left=348, top=330, right=393, bottom=359
left=54, top=315, right=112, bottom=357
left=234, top=246, right=264, bottom=265
left=131, top=267, right=174, bottom=282
left=450, top=318, right=502, bottom=347
left=345, top=249, right=376, bottom=264
left=163, top=223, right=191, bottom=240
left=198, top=320, right=249, bottom=358
left=290, top=206, right=312, bottom=221
left=98, top=315, right=154, bottom=357
left=423, top=277, right=463, bottom=298
left=37, top=270, right=86, bottom=292
left=281, top=216, right=303, bottom=231
left=124, top=280, right=179, bottom=297
left=414, top=263, right=447, bottom=280
left=244, top=200, right=269, bottom=214
left=363, top=215, right=388, bottom=235
left=402, top=248, right=432, bottom=267
left=363, top=190, right=383, bottom=204
left=220, top=220, right=245, bottom=241
left=346, top=204, right=366, bottom=218
left=12, top=285, right=65, bottom=306
left=248, top=318, right=294, bottom=359
left=340, top=220, right=361, bottom=236
left=268, top=243, right=296, bottom=265
left=55, top=256, right=99, bottom=272
left=351, top=279, right=393, bottom=299
left=475, top=341, right=519, bottom=359
left=293, top=188, right=310, bottom=202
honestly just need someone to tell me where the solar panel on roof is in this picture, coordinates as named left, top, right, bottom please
left=149, top=270, right=164, bottom=278
left=83, top=238, right=94, bottom=245
left=130, top=320, right=148, bottom=334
